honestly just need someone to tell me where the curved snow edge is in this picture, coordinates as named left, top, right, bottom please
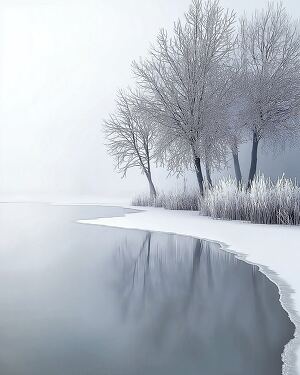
left=78, top=206, right=300, bottom=375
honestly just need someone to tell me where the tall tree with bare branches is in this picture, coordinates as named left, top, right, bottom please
left=133, top=0, right=236, bottom=195
left=104, top=89, right=158, bottom=198
left=239, top=3, right=300, bottom=188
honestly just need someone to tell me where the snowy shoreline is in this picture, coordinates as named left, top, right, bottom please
left=79, top=206, right=300, bottom=375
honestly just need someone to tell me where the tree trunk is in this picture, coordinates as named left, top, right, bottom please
left=146, top=173, right=157, bottom=199
left=194, top=157, right=204, bottom=196
left=232, top=150, right=242, bottom=187
left=247, top=131, right=259, bottom=189
left=205, top=163, right=213, bottom=189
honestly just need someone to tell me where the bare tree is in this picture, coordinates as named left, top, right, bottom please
left=103, top=89, right=158, bottom=198
left=202, top=119, right=230, bottom=188
left=224, top=97, right=249, bottom=187
left=231, top=138, right=243, bottom=186
left=133, top=0, right=236, bottom=195
left=239, top=3, right=300, bottom=188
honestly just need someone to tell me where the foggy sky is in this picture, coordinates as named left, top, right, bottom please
left=0, top=0, right=299, bottom=201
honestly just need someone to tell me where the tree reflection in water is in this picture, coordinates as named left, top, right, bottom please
left=113, top=231, right=295, bottom=375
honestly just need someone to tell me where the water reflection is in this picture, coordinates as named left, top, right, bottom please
left=114, top=232, right=295, bottom=375
left=0, top=204, right=295, bottom=375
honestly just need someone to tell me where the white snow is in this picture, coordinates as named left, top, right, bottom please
left=79, top=206, right=300, bottom=375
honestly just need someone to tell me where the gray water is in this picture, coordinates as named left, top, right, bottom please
left=0, top=203, right=295, bottom=375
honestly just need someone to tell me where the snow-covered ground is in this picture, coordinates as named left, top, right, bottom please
left=79, top=206, right=300, bottom=375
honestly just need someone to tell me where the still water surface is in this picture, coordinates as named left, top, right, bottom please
left=0, top=203, right=295, bottom=375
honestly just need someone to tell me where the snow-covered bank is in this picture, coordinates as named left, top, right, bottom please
left=79, top=206, right=300, bottom=375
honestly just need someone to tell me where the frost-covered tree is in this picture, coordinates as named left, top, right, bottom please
left=239, top=3, right=300, bottom=188
left=103, top=89, right=158, bottom=198
left=133, top=0, right=236, bottom=195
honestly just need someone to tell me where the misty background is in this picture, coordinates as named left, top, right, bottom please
left=0, top=0, right=299, bottom=202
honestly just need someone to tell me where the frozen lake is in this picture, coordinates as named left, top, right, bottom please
left=0, top=203, right=295, bottom=375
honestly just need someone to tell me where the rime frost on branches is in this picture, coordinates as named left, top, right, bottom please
left=239, top=3, right=300, bottom=187
left=103, top=0, right=300, bottom=201
left=133, top=0, right=236, bottom=194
